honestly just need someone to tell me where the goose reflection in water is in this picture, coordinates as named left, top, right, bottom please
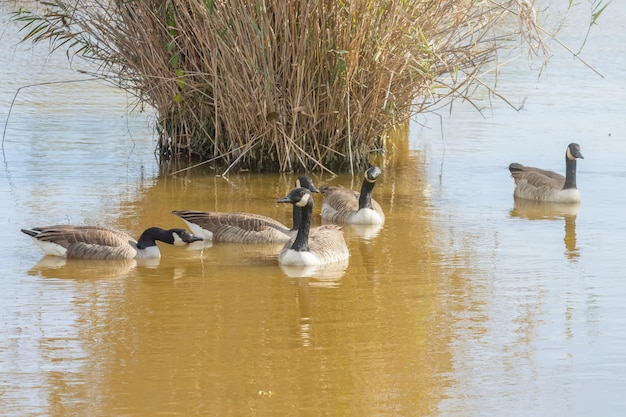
left=26, top=256, right=160, bottom=280
left=279, top=258, right=349, bottom=285
left=281, top=259, right=349, bottom=347
left=510, top=198, right=580, bottom=260
left=322, top=221, right=383, bottom=241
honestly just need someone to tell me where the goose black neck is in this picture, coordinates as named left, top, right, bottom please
left=291, top=205, right=302, bottom=232
left=563, top=157, right=577, bottom=190
left=137, top=227, right=171, bottom=249
left=358, top=179, right=376, bottom=209
left=291, top=201, right=312, bottom=252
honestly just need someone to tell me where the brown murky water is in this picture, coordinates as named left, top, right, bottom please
left=2, top=2, right=626, bottom=416
left=10, top=147, right=457, bottom=416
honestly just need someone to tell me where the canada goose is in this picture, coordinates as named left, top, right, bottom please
left=172, top=175, right=319, bottom=243
left=276, top=187, right=349, bottom=266
left=21, top=225, right=202, bottom=260
left=508, top=143, right=584, bottom=203
left=320, top=165, right=385, bottom=225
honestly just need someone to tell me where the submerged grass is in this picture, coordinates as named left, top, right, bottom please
left=10, top=0, right=604, bottom=173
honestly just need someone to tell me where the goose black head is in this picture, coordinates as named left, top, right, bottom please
left=171, top=228, right=204, bottom=246
left=566, top=143, right=584, bottom=160
left=296, top=175, right=319, bottom=193
left=364, top=165, right=382, bottom=183
left=277, top=187, right=314, bottom=208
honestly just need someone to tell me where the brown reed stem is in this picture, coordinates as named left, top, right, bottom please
left=10, top=0, right=605, bottom=172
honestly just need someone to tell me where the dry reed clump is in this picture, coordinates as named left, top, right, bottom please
left=13, top=0, right=556, bottom=173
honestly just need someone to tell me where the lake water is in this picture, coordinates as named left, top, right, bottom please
left=1, top=2, right=625, bottom=416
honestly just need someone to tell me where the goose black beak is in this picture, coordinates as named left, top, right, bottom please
left=366, top=165, right=382, bottom=181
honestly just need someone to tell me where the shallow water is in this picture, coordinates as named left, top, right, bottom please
left=2, top=2, right=626, bottom=416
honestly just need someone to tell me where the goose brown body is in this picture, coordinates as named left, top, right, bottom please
left=508, top=143, right=584, bottom=203
left=172, top=210, right=292, bottom=243
left=21, top=225, right=201, bottom=260
left=277, top=188, right=349, bottom=266
left=320, top=166, right=385, bottom=225
left=172, top=175, right=319, bottom=244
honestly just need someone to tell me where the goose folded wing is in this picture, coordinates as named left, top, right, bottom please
left=516, top=170, right=565, bottom=189
left=321, top=186, right=360, bottom=211
left=213, top=223, right=289, bottom=243
left=65, top=242, right=134, bottom=260
left=307, top=225, right=349, bottom=261
left=34, top=226, right=132, bottom=247
left=510, top=164, right=564, bottom=181
left=174, top=211, right=288, bottom=231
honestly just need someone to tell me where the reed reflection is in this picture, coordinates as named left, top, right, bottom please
left=509, top=198, right=580, bottom=260
left=291, top=278, right=316, bottom=348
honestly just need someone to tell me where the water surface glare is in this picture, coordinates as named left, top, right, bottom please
left=2, top=2, right=626, bottom=416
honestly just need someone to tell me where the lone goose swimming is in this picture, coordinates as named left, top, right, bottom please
left=172, top=175, right=319, bottom=243
left=21, top=225, right=203, bottom=260
left=320, top=165, right=385, bottom=225
left=508, top=142, right=584, bottom=203
left=276, top=187, right=349, bottom=266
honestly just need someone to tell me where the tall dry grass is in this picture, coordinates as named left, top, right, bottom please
left=13, top=0, right=565, bottom=172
